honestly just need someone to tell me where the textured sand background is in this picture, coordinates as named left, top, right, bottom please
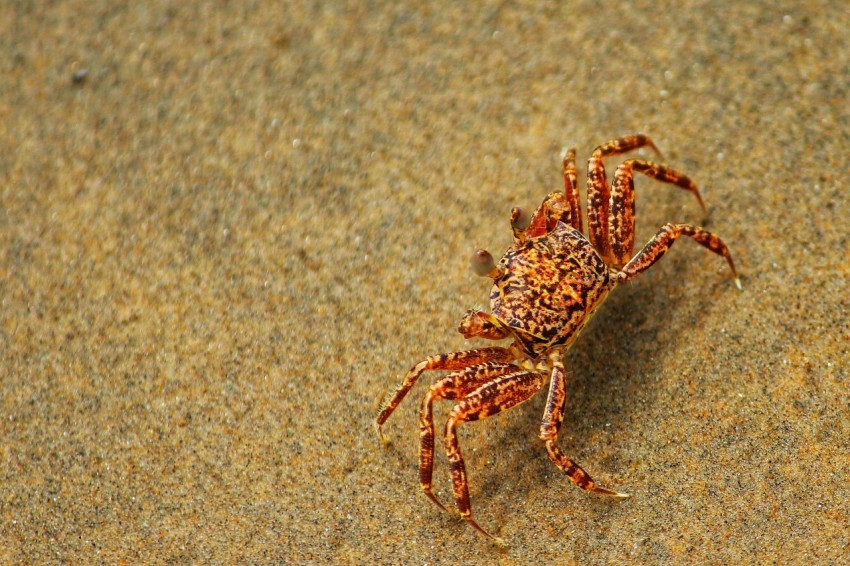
left=2, top=1, right=848, bottom=563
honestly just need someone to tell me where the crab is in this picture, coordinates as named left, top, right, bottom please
left=375, top=134, right=740, bottom=545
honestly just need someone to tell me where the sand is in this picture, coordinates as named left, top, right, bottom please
left=1, top=1, right=848, bottom=563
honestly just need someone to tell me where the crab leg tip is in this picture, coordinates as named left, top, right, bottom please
left=424, top=490, right=449, bottom=513
left=648, top=140, right=664, bottom=160
left=592, top=485, right=629, bottom=498
left=734, top=277, right=743, bottom=291
left=493, top=537, right=510, bottom=549
left=375, top=423, right=388, bottom=444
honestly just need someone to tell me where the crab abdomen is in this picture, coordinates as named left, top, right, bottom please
left=491, top=224, right=610, bottom=353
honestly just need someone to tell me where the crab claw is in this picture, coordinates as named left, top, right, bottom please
left=458, top=310, right=510, bottom=340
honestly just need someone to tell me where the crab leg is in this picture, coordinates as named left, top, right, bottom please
left=445, top=370, right=546, bottom=544
left=375, top=347, right=515, bottom=440
left=586, top=134, right=662, bottom=265
left=615, top=223, right=741, bottom=288
left=592, top=134, right=662, bottom=159
left=586, top=152, right=614, bottom=263
left=608, top=159, right=706, bottom=269
left=419, top=362, right=521, bottom=511
left=562, top=146, right=582, bottom=232
left=539, top=351, right=627, bottom=497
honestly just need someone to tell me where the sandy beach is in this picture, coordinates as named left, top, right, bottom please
left=1, top=1, right=848, bottom=562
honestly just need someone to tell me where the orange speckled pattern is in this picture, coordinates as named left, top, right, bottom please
left=491, top=224, right=610, bottom=356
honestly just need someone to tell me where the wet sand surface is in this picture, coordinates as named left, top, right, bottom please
left=2, top=1, right=848, bottom=563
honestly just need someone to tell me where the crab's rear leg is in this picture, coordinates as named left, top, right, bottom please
left=376, top=346, right=515, bottom=440
left=615, top=223, right=741, bottom=288
left=593, top=134, right=663, bottom=159
left=419, top=362, right=522, bottom=511
left=562, top=146, right=582, bottom=232
left=586, top=134, right=662, bottom=263
left=445, top=370, right=547, bottom=544
left=608, top=159, right=706, bottom=269
left=539, top=351, right=628, bottom=497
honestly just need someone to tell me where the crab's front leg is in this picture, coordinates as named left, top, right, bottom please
left=539, top=350, right=628, bottom=497
left=375, top=346, right=516, bottom=440
left=419, top=362, right=523, bottom=511
left=444, top=369, right=547, bottom=544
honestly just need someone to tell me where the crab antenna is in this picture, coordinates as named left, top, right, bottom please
left=471, top=249, right=505, bottom=279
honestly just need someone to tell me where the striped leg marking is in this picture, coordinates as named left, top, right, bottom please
left=539, top=351, right=627, bottom=497
left=616, top=222, right=740, bottom=289
left=445, top=370, right=546, bottom=544
left=587, top=133, right=662, bottom=266
left=376, top=347, right=515, bottom=440
left=562, top=146, right=582, bottom=232
left=419, top=362, right=520, bottom=511
left=609, top=159, right=706, bottom=269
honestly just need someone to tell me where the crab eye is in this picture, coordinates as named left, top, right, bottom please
left=471, top=249, right=496, bottom=277
left=510, top=206, right=531, bottom=231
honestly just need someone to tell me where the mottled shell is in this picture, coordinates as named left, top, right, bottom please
left=490, top=223, right=611, bottom=356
